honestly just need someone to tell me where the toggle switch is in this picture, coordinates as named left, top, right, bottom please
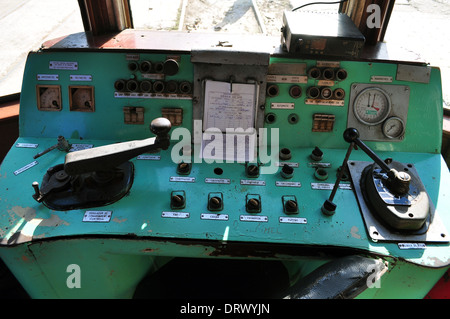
left=176, top=162, right=191, bottom=175
left=208, top=192, right=223, bottom=211
left=282, top=195, right=299, bottom=214
left=171, top=191, right=186, bottom=209
left=246, top=194, right=261, bottom=213
left=245, top=163, right=260, bottom=178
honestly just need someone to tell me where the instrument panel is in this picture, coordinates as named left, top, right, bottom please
left=0, top=30, right=449, bottom=299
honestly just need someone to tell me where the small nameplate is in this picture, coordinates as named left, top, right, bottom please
left=276, top=162, right=299, bottom=168
left=137, top=155, right=161, bottom=160
left=241, top=180, right=266, bottom=186
left=14, top=161, right=38, bottom=176
left=83, top=211, right=112, bottom=222
left=205, top=178, right=230, bottom=184
left=311, top=183, right=352, bottom=190
left=70, top=75, right=92, bottom=81
left=16, top=143, right=38, bottom=148
left=271, top=103, right=295, bottom=109
left=371, top=76, right=393, bottom=83
left=49, top=61, right=78, bottom=70
left=398, top=243, right=426, bottom=250
left=170, top=176, right=196, bottom=183
left=240, top=215, right=268, bottom=222
left=162, top=211, right=190, bottom=219
left=305, top=99, right=345, bottom=106
left=266, top=75, right=307, bottom=84
left=276, top=181, right=301, bottom=187
left=279, top=217, right=307, bottom=224
left=201, top=213, right=229, bottom=221
left=37, top=74, right=59, bottom=81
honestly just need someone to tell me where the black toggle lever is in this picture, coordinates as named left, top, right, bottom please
left=321, top=128, right=411, bottom=216
left=31, top=118, right=172, bottom=207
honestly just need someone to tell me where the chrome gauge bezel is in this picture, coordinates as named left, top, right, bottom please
left=353, top=87, right=391, bottom=126
left=382, top=116, right=405, bottom=139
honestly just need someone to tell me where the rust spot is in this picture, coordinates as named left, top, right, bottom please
left=112, top=217, right=127, bottom=223
left=141, top=248, right=158, bottom=253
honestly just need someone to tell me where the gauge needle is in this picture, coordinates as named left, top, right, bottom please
left=371, top=94, right=380, bottom=111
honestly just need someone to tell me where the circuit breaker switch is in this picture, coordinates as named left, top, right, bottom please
left=162, top=108, right=183, bottom=126
left=123, top=107, right=145, bottom=124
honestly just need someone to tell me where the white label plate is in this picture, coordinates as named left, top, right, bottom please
left=16, top=143, right=38, bottom=148
left=201, top=213, right=229, bottom=221
left=170, top=176, right=196, bottom=183
left=83, top=211, right=112, bottom=222
left=311, top=183, right=352, bottom=190
left=279, top=217, right=307, bottom=224
left=276, top=162, right=299, bottom=168
left=205, top=178, right=231, bottom=184
left=14, top=161, right=38, bottom=175
left=241, top=179, right=266, bottom=186
left=271, top=103, right=295, bottom=109
left=240, top=215, right=268, bottom=222
left=70, top=75, right=92, bottom=81
left=37, top=74, right=59, bottom=81
left=398, top=243, right=426, bottom=250
left=162, top=211, right=190, bottom=219
left=49, top=61, right=78, bottom=70
left=276, top=181, right=301, bottom=187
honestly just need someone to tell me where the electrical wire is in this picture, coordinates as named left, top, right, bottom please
left=292, top=0, right=348, bottom=12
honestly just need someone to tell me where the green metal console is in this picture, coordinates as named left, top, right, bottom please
left=0, top=30, right=448, bottom=298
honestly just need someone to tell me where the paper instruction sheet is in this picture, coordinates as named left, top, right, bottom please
left=203, top=80, right=257, bottom=131
left=201, top=80, right=258, bottom=162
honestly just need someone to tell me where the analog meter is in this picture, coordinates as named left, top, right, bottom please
left=353, top=87, right=391, bottom=125
left=69, top=86, right=95, bottom=112
left=382, top=116, right=405, bottom=139
left=36, top=85, right=61, bottom=111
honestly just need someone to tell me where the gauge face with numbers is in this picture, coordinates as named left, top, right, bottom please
left=382, top=116, right=405, bottom=139
left=353, top=87, right=391, bottom=125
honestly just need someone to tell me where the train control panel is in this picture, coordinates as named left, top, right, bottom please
left=0, top=28, right=449, bottom=299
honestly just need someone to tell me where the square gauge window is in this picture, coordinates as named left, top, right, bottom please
left=69, top=86, right=95, bottom=112
left=36, top=85, right=62, bottom=111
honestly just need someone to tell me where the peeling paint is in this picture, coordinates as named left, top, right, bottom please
left=351, top=226, right=361, bottom=239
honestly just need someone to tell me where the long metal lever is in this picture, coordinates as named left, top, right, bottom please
left=64, top=118, right=171, bottom=176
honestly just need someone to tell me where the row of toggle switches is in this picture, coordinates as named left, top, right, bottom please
left=170, top=191, right=299, bottom=215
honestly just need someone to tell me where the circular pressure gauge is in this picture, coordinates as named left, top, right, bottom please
left=353, top=87, right=391, bottom=125
left=382, top=116, right=405, bottom=139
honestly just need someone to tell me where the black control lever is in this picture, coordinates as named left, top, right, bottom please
left=321, top=128, right=411, bottom=216
left=32, top=118, right=171, bottom=206
left=64, top=117, right=171, bottom=176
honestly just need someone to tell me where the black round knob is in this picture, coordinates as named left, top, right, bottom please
left=343, top=128, right=360, bottom=143
left=163, top=59, right=179, bottom=76
left=150, top=117, right=171, bottom=136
